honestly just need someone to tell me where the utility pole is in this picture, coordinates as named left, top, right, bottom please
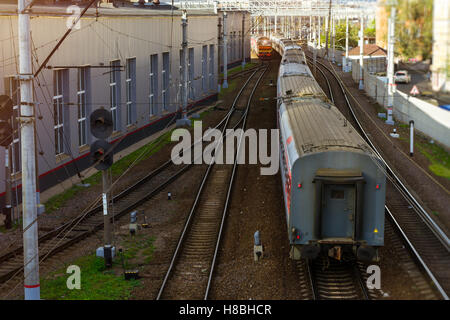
left=386, top=7, right=396, bottom=125
left=359, top=14, right=364, bottom=90
left=332, top=15, right=335, bottom=64
left=275, top=13, right=277, bottom=34
left=177, top=10, right=191, bottom=127
left=318, top=16, right=321, bottom=49
left=309, top=15, right=312, bottom=42
left=222, top=12, right=228, bottom=88
left=18, top=0, right=40, bottom=300
left=313, top=35, right=318, bottom=77
left=4, top=145, right=12, bottom=229
left=345, top=10, right=349, bottom=71
left=217, top=15, right=222, bottom=91
left=241, top=15, right=246, bottom=69
left=325, top=0, right=332, bottom=59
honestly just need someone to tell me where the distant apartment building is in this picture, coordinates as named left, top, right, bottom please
left=432, top=0, right=450, bottom=93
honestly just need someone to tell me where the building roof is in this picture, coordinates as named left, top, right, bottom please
left=347, top=44, right=387, bottom=57
left=0, top=1, right=217, bottom=17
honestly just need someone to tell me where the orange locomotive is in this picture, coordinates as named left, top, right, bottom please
left=254, top=36, right=273, bottom=60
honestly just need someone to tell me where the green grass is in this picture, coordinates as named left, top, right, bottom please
left=41, top=254, right=141, bottom=300
left=218, top=79, right=238, bottom=100
left=0, top=218, right=21, bottom=233
left=221, top=62, right=257, bottom=77
left=416, top=140, right=450, bottom=179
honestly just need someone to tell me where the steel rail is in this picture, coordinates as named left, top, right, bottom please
left=156, top=67, right=266, bottom=300
left=204, top=67, right=268, bottom=299
left=306, top=54, right=449, bottom=300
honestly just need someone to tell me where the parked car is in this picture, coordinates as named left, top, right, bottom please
left=394, top=70, right=411, bottom=84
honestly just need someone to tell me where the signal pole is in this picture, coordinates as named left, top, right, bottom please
left=18, top=0, right=40, bottom=300
left=102, top=170, right=112, bottom=267
left=222, top=12, right=228, bottom=88
left=359, top=14, right=364, bottom=90
left=386, top=7, right=396, bottom=125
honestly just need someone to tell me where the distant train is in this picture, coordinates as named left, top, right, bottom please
left=251, top=36, right=273, bottom=60
left=273, top=37, right=386, bottom=262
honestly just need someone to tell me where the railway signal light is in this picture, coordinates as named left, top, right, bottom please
left=90, top=139, right=113, bottom=171
left=90, top=108, right=113, bottom=139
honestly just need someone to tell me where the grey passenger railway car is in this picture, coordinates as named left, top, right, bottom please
left=275, top=38, right=386, bottom=262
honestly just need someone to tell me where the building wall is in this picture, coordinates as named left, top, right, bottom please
left=431, top=0, right=450, bottom=93
left=0, top=7, right=226, bottom=196
left=357, top=63, right=450, bottom=148
left=218, top=11, right=252, bottom=72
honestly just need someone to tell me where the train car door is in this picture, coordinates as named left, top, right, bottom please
left=321, top=184, right=355, bottom=239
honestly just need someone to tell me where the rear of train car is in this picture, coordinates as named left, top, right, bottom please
left=275, top=39, right=386, bottom=262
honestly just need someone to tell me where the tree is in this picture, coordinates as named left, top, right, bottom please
left=386, top=0, right=433, bottom=61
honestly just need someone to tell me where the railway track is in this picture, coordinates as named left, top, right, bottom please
left=295, top=257, right=377, bottom=300
left=305, top=53, right=450, bottom=299
left=0, top=68, right=267, bottom=296
left=156, top=67, right=268, bottom=300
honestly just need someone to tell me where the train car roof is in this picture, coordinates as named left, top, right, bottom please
left=279, top=74, right=325, bottom=98
left=281, top=98, right=370, bottom=157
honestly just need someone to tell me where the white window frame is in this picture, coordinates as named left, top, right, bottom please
left=110, top=60, right=120, bottom=132
left=126, top=58, right=136, bottom=126
left=149, top=54, right=158, bottom=116
left=53, top=70, right=65, bottom=155
left=162, top=52, right=170, bottom=111
left=77, top=67, right=88, bottom=147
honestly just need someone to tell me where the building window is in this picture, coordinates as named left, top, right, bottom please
left=77, top=67, right=89, bottom=147
left=110, top=60, right=121, bottom=132
left=149, top=54, right=158, bottom=116
left=209, top=44, right=215, bottom=91
left=53, top=69, right=68, bottom=155
left=188, top=48, right=194, bottom=100
left=202, top=45, right=207, bottom=93
left=162, top=52, right=170, bottom=111
left=126, top=58, right=136, bottom=126
left=3, top=77, right=21, bottom=173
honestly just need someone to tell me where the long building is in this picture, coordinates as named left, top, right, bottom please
left=0, top=2, right=251, bottom=210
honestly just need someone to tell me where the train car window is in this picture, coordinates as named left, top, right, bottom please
left=331, top=190, right=345, bottom=199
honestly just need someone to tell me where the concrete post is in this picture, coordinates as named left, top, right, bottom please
left=409, top=120, right=414, bottom=156
left=275, top=14, right=277, bottom=34
left=177, top=10, right=191, bottom=127
left=386, top=7, right=396, bottom=125
left=332, top=16, right=336, bottom=64
left=241, top=14, right=246, bottom=69
left=345, top=11, right=349, bottom=71
left=223, top=12, right=228, bottom=88
left=359, top=14, right=364, bottom=90
left=3, top=145, right=12, bottom=229
left=318, top=16, right=321, bottom=49
left=19, top=0, right=40, bottom=300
